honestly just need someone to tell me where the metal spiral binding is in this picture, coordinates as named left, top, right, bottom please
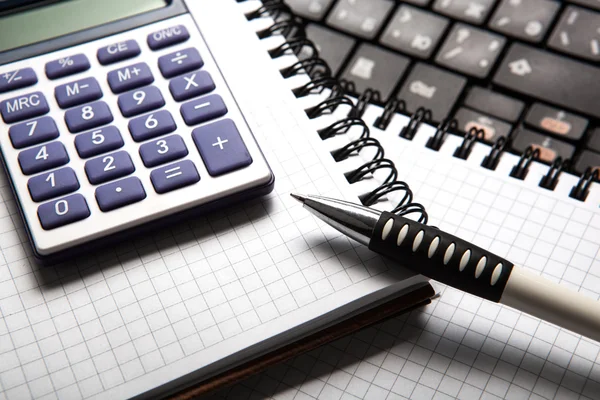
left=481, top=136, right=507, bottom=171
left=510, top=146, right=540, bottom=180
left=426, top=119, right=457, bottom=151
left=539, top=157, right=568, bottom=191
left=331, top=138, right=384, bottom=162
left=317, top=117, right=369, bottom=140
left=400, top=107, right=432, bottom=140
left=373, top=97, right=406, bottom=130
left=570, top=168, right=599, bottom=202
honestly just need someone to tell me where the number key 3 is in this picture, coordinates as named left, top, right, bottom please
left=84, top=150, right=135, bottom=184
left=139, top=134, right=188, bottom=167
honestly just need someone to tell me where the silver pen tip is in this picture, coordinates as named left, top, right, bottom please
left=290, top=193, right=308, bottom=203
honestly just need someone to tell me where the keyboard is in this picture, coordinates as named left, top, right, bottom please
left=284, top=0, right=600, bottom=176
left=0, top=14, right=274, bottom=261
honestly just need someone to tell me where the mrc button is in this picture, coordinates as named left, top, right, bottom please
left=147, top=25, right=190, bottom=50
left=1, top=91, right=49, bottom=124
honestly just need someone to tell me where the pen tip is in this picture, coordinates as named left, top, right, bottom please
left=290, top=193, right=307, bottom=203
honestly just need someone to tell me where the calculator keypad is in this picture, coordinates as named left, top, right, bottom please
left=0, top=15, right=272, bottom=257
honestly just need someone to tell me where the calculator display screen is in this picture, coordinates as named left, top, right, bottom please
left=0, top=0, right=167, bottom=53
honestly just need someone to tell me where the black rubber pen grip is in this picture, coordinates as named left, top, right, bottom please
left=369, top=212, right=514, bottom=303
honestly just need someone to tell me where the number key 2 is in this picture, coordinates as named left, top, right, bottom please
left=75, top=126, right=124, bottom=159
left=65, top=101, right=113, bottom=133
left=84, top=150, right=135, bottom=184
left=38, top=194, right=90, bottom=230
left=28, top=167, right=80, bottom=202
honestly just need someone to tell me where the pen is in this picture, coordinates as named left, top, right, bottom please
left=291, top=193, right=600, bottom=342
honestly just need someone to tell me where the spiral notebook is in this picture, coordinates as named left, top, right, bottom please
left=0, top=1, right=436, bottom=399
left=197, top=1, right=600, bottom=400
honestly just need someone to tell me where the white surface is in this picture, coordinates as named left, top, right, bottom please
left=0, top=13, right=273, bottom=256
left=0, top=1, right=427, bottom=399
left=202, top=3, right=600, bottom=399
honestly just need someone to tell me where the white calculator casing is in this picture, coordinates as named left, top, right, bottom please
left=0, top=0, right=274, bottom=263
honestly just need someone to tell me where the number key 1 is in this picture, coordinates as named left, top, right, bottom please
left=28, top=167, right=80, bottom=202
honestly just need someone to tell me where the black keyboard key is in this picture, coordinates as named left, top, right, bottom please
left=524, top=103, right=588, bottom=141
left=574, top=150, right=600, bottom=175
left=435, top=23, right=505, bottom=78
left=396, top=62, right=467, bottom=122
left=285, top=0, right=335, bottom=20
left=325, top=0, right=394, bottom=40
left=454, top=108, right=512, bottom=141
left=405, top=0, right=431, bottom=5
left=305, top=24, right=356, bottom=75
left=463, top=87, right=524, bottom=122
left=548, top=6, right=600, bottom=62
left=570, top=0, right=600, bottom=11
left=489, top=0, right=559, bottom=43
left=432, top=0, right=495, bottom=25
left=340, top=43, right=410, bottom=101
left=587, top=128, right=600, bottom=153
left=512, top=127, right=575, bottom=163
left=379, top=5, right=449, bottom=59
left=493, top=43, right=600, bottom=119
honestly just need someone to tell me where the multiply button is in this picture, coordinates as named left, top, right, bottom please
left=180, top=94, right=227, bottom=126
left=9, top=116, right=59, bottom=149
left=38, top=194, right=90, bottom=230
left=18, top=142, right=69, bottom=175
left=95, top=177, right=146, bottom=212
left=107, top=62, right=153, bottom=94
left=192, top=119, right=253, bottom=176
left=0, top=68, right=37, bottom=93
left=169, top=71, right=215, bottom=102
left=65, top=101, right=113, bottom=133
left=151, top=160, right=200, bottom=194
left=45, top=54, right=90, bottom=79
left=0, top=91, right=49, bottom=124
left=55, top=77, right=102, bottom=109
left=158, top=48, right=203, bottom=78
left=28, top=167, right=80, bottom=202
left=147, top=25, right=190, bottom=50
left=97, top=39, right=141, bottom=65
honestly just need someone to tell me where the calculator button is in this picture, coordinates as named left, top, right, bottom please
left=55, top=77, right=103, bottom=109
left=117, top=86, right=165, bottom=117
left=139, top=134, right=188, bottom=168
left=180, top=94, right=227, bottom=126
left=95, top=177, right=146, bottom=212
left=9, top=116, right=59, bottom=149
left=28, top=167, right=80, bottom=202
left=38, top=194, right=90, bottom=230
left=150, top=160, right=200, bottom=194
left=107, top=62, right=153, bottom=94
left=128, top=110, right=176, bottom=142
left=147, top=25, right=190, bottom=50
left=1, top=91, right=49, bottom=124
left=0, top=68, right=37, bottom=93
left=97, top=40, right=141, bottom=65
left=192, top=119, right=253, bottom=176
left=84, top=151, right=135, bottom=185
left=18, top=142, right=69, bottom=175
left=64, top=101, right=113, bottom=133
left=169, top=71, right=215, bottom=102
left=45, top=54, right=90, bottom=79
left=75, top=126, right=124, bottom=158
left=158, top=48, right=203, bottom=78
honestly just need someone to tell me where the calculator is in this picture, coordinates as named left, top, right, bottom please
left=0, top=0, right=274, bottom=262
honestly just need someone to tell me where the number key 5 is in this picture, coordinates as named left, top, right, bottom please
left=75, top=126, right=124, bottom=158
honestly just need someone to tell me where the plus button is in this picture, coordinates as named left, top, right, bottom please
left=212, top=136, right=229, bottom=150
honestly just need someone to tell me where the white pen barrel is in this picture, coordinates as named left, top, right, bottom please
left=501, top=266, right=600, bottom=342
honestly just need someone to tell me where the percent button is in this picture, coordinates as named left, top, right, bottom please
left=45, top=54, right=90, bottom=80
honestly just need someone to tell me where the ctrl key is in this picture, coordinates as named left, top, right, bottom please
left=38, top=194, right=90, bottom=230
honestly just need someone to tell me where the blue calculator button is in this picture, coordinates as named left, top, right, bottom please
left=84, top=150, right=135, bottom=185
left=28, top=167, right=80, bottom=202
left=107, top=62, right=153, bottom=94
left=192, top=119, right=253, bottom=176
left=139, top=134, right=188, bottom=168
left=38, top=194, right=90, bottom=230
left=75, top=126, right=124, bottom=159
left=128, top=110, right=176, bottom=142
left=147, top=25, right=190, bottom=50
left=151, top=160, right=200, bottom=194
left=180, top=94, right=227, bottom=126
left=158, top=48, right=203, bottom=78
left=55, top=77, right=103, bottom=109
left=45, top=54, right=90, bottom=79
left=9, top=116, right=59, bottom=149
left=1, top=91, right=49, bottom=124
left=0, top=68, right=37, bottom=93
left=65, top=101, right=113, bottom=133
left=169, top=71, right=215, bottom=102
left=95, top=177, right=146, bottom=212
left=97, top=40, right=141, bottom=65
left=118, top=86, right=165, bottom=117
left=18, top=141, right=70, bottom=175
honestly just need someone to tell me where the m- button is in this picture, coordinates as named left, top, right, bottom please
left=1, top=91, right=49, bottom=124
left=97, top=39, right=141, bottom=65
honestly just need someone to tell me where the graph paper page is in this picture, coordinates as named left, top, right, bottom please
left=0, top=2, right=427, bottom=399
